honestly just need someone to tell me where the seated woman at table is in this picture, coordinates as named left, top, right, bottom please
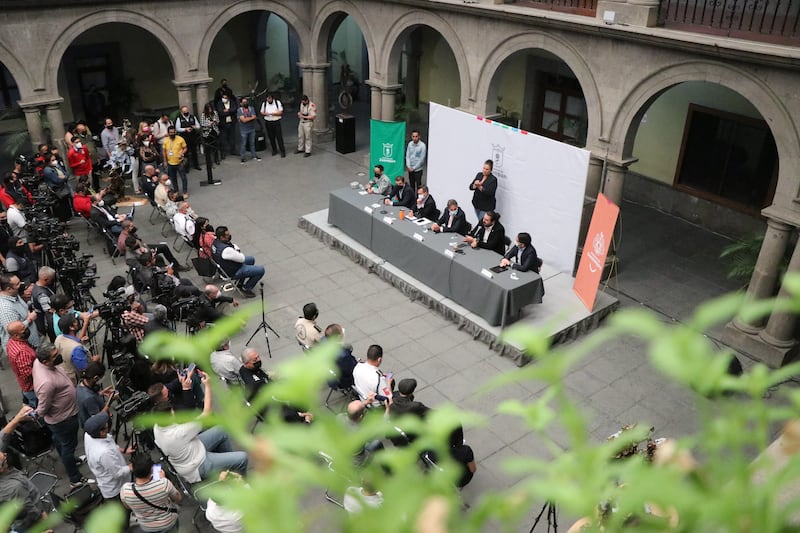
left=430, top=199, right=469, bottom=235
left=464, top=210, right=505, bottom=255
left=500, top=232, right=541, bottom=272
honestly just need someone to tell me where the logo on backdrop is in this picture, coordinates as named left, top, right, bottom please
left=588, top=231, right=606, bottom=273
left=491, top=144, right=507, bottom=180
left=380, top=143, right=396, bottom=164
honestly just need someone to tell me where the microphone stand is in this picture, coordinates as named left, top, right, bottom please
left=245, top=282, right=279, bottom=358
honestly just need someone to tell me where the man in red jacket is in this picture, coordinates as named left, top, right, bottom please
left=67, top=137, right=93, bottom=183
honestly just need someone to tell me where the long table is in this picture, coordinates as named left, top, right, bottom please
left=328, top=187, right=544, bottom=326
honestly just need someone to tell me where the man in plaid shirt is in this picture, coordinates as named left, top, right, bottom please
left=122, top=301, right=149, bottom=343
left=6, top=320, right=38, bottom=407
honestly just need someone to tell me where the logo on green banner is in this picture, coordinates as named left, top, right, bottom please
left=370, top=119, right=406, bottom=183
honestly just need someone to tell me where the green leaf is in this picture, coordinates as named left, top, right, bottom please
left=84, top=501, right=126, bottom=533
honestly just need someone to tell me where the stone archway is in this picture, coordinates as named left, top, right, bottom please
left=43, top=9, right=188, bottom=95
left=197, top=1, right=310, bottom=75
left=611, top=60, right=799, bottom=199
left=474, top=32, right=602, bottom=147
left=311, top=0, right=376, bottom=75
left=380, top=10, right=471, bottom=108
left=0, top=41, right=33, bottom=98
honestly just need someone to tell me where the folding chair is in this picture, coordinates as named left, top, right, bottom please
left=324, top=369, right=359, bottom=412
left=191, top=479, right=223, bottom=531
left=148, top=197, right=168, bottom=225
left=208, top=256, right=241, bottom=296
left=318, top=452, right=345, bottom=508
left=99, top=227, right=121, bottom=264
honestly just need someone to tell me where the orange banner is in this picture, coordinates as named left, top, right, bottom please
left=573, top=193, right=619, bottom=311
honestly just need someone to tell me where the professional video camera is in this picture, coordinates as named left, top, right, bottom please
left=95, top=287, right=131, bottom=321
left=24, top=211, right=64, bottom=243
left=14, top=154, right=36, bottom=179
left=171, top=296, right=202, bottom=323
left=115, top=391, right=152, bottom=423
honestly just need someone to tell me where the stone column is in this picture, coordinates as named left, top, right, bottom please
left=21, top=106, right=45, bottom=148
left=381, top=85, right=402, bottom=123
left=368, top=82, right=382, bottom=120
left=176, top=84, right=194, bottom=112
left=732, top=218, right=794, bottom=333
left=602, top=160, right=629, bottom=206
left=310, top=64, right=330, bottom=135
left=759, top=236, right=800, bottom=348
left=195, top=82, right=210, bottom=111
left=585, top=154, right=604, bottom=198
left=45, top=102, right=67, bottom=154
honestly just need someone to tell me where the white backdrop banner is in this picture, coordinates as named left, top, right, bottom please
left=427, top=103, right=590, bottom=274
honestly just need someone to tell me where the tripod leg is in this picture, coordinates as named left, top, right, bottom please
left=529, top=502, right=548, bottom=533
left=245, top=323, right=267, bottom=347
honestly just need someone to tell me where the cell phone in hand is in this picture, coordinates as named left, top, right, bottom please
left=152, top=464, right=162, bottom=478
left=186, top=363, right=196, bottom=374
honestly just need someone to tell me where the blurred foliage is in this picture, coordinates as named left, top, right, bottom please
left=9, top=276, right=800, bottom=532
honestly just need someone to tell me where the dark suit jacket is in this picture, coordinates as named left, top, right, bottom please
left=469, top=221, right=506, bottom=255
left=412, top=195, right=439, bottom=221
left=436, top=207, right=469, bottom=235
left=89, top=204, right=119, bottom=229
left=469, top=172, right=498, bottom=211
left=387, top=183, right=415, bottom=209
left=503, top=244, right=540, bottom=272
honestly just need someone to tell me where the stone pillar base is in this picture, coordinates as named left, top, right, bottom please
left=313, top=128, right=334, bottom=143
left=597, top=1, right=659, bottom=27
left=723, top=322, right=798, bottom=369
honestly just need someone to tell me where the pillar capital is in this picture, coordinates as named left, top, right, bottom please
left=18, top=96, right=64, bottom=109
left=297, top=62, right=330, bottom=72
left=380, top=84, right=403, bottom=95
left=604, top=156, right=638, bottom=171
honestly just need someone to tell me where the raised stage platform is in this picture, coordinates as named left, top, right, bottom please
left=299, top=209, right=619, bottom=366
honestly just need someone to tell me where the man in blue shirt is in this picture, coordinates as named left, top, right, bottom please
left=405, top=130, right=427, bottom=191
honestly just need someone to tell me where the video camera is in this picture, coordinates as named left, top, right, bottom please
left=95, top=287, right=131, bottom=321
left=115, top=391, right=152, bottom=423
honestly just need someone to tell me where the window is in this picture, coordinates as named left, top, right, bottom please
left=534, top=74, right=587, bottom=146
left=675, top=104, right=778, bottom=214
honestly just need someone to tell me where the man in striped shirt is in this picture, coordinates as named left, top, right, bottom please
left=121, top=454, right=182, bottom=532
left=6, top=320, right=38, bottom=407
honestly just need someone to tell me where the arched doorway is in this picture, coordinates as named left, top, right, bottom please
left=628, top=81, right=778, bottom=216
left=58, top=22, right=177, bottom=132
left=326, top=14, right=369, bottom=110
left=388, top=25, right=462, bottom=124
left=207, top=11, right=302, bottom=108
left=485, top=49, right=588, bottom=147
left=0, top=61, right=27, bottom=168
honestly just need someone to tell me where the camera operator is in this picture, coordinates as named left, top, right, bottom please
left=5, top=237, right=36, bottom=283
left=6, top=198, right=44, bottom=255
left=31, top=267, right=55, bottom=340
left=190, top=284, right=239, bottom=330
left=0, top=273, right=40, bottom=350
left=51, top=294, right=97, bottom=339
left=55, top=314, right=101, bottom=384
left=0, top=171, right=33, bottom=209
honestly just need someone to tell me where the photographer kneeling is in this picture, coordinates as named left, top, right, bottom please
left=152, top=371, right=248, bottom=483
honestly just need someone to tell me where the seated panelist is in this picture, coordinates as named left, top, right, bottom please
left=500, top=232, right=540, bottom=272
left=430, top=199, right=468, bottom=235
left=383, top=175, right=414, bottom=209
left=412, top=185, right=439, bottom=221
left=464, top=210, right=505, bottom=255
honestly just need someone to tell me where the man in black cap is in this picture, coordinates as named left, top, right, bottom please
left=83, top=412, right=133, bottom=501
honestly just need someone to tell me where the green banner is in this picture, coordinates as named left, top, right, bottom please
left=370, top=119, right=406, bottom=184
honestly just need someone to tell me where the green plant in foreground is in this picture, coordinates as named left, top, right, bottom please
left=8, top=276, right=800, bottom=532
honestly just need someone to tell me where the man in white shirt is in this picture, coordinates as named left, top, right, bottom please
left=405, top=129, right=427, bottom=191
left=83, top=412, right=132, bottom=500
left=151, top=114, right=172, bottom=150
left=154, top=174, right=171, bottom=208
left=260, top=94, right=286, bottom=157
left=6, top=201, right=27, bottom=240
left=210, top=339, right=241, bottom=383
left=352, top=344, right=393, bottom=406
left=172, top=202, right=195, bottom=240
left=153, top=371, right=248, bottom=483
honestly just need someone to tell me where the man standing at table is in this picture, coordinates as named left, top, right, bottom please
left=296, top=95, right=316, bottom=157
left=405, top=130, right=427, bottom=191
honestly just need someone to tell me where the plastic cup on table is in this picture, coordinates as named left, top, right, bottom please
left=398, top=209, right=405, bottom=220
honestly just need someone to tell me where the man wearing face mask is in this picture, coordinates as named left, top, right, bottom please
left=239, top=348, right=314, bottom=424
left=33, top=341, right=89, bottom=488
left=383, top=175, right=415, bottom=209
left=31, top=267, right=55, bottom=341
left=151, top=113, right=172, bottom=150
left=216, top=88, right=238, bottom=159
left=162, top=126, right=189, bottom=197
left=411, top=185, right=439, bottom=221
left=101, top=117, right=120, bottom=160
left=117, top=220, right=189, bottom=272
left=6, top=321, right=39, bottom=407
left=237, top=97, right=260, bottom=164
left=176, top=106, right=202, bottom=171
left=76, top=362, right=114, bottom=428
left=365, top=165, right=391, bottom=195
left=67, top=135, right=92, bottom=184
left=55, top=314, right=101, bottom=384
left=5, top=237, right=36, bottom=284
left=211, top=226, right=264, bottom=298
left=431, top=199, right=469, bottom=235
left=500, top=232, right=541, bottom=272
left=214, top=78, right=236, bottom=103
left=0, top=273, right=40, bottom=350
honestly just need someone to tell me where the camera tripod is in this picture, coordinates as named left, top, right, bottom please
left=529, top=501, right=558, bottom=533
left=244, top=282, right=279, bottom=358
